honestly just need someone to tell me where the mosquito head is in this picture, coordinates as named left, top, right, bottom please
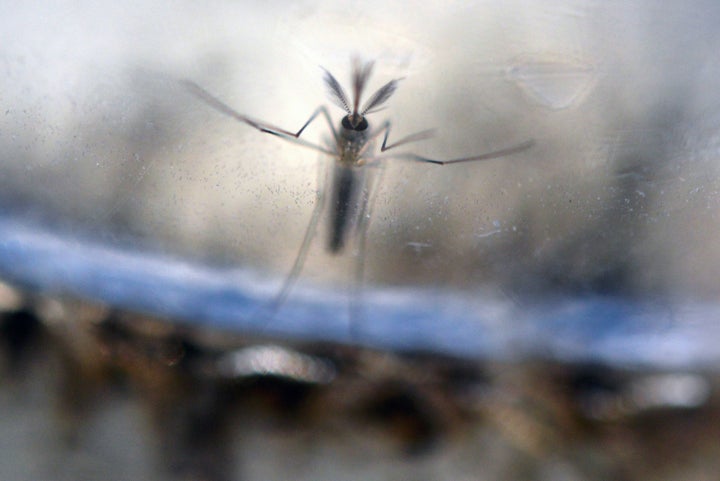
left=341, top=114, right=369, bottom=132
left=322, top=59, right=401, bottom=130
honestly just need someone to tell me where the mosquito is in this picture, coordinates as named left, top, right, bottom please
left=183, top=58, right=533, bottom=325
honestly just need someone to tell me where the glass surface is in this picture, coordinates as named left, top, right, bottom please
left=2, top=1, right=720, bottom=367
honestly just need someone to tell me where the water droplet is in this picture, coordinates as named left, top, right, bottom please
left=507, top=57, right=596, bottom=110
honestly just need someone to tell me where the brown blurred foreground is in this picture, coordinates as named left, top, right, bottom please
left=1, top=282, right=718, bottom=481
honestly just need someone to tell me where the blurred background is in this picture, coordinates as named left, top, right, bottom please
left=2, top=0, right=720, bottom=480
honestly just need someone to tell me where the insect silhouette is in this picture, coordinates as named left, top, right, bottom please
left=184, top=59, right=533, bottom=323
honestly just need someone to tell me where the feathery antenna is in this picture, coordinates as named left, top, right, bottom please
left=322, top=68, right=351, bottom=114
left=361, top=79, right=400, bottom=115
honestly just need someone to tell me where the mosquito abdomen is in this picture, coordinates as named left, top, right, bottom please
left=328, top=165, right=360, bottom=254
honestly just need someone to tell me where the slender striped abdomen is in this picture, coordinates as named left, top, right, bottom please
left=328, top=164, right=361, bottom=254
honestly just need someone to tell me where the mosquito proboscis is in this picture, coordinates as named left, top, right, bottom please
left=184, top=58, right=534, bottom=325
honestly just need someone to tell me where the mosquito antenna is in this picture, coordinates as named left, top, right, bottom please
left=322, top=68, right=351, bottom=114
left=351, top=59, right=374, bottom=125
left=361, top=79, right=400, bottom=115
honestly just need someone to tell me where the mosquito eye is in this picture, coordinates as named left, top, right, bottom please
left=342, top=115, right=369, bottom=132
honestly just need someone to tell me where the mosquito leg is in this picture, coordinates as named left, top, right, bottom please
left=183, top=80, right=337, bottom=154
left=352, top=121, right=434, bottom=162
left=377, top=121, right=436, bottom=152
left=380, top=139, right=535, bottom=165
left=367, top=119, right=534, bottom=164
left=256, top=156, right=330, bottom=321
left=368, top=120, right=531, bottom=165
left=348, top=162, right=386, bottom=338
left=261, top=105, right=339, bottom=147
